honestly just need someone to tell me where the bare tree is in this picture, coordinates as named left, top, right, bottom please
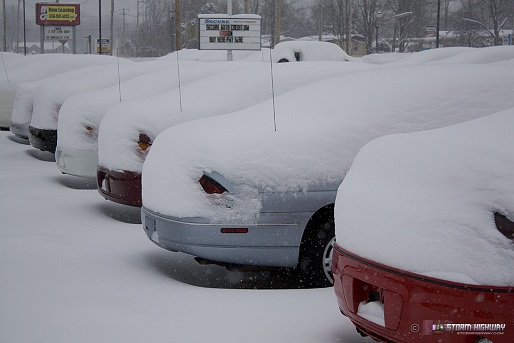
left=354, top=0, right=381, bottom=52
left=455, top=0, right=513, bottom=46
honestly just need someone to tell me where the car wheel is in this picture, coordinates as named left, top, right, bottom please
left=297, top=205, right=335, bottom=288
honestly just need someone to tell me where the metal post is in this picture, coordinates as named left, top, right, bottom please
left=227, top=0, right=232, bottom=61
left=40, top=25, right=44, bottom=54
left=110, top=0, right=114, bottom=55
left=436, top=0, right=440, bottom=48
left=98, top=0, right=102, bottom=54
left=23, top=0, right=26, bottom=55
left=2, top=0, right=6, bottom=51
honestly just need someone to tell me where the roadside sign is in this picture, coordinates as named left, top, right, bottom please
left=198, top=14, right=261, bottom=51
left=44, top=26, right=73, bottom=40
left=426, top=26, right=437, bottom=37
left=36, top=3, right=80, bottom=26
left=96, top=38, right=110, bottom=54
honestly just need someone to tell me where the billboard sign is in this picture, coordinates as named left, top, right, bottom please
left=36, top=3, right=80, bottom=26
left=198, top=14, right=261, bottom=51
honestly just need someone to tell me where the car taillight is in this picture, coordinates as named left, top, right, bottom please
left=199, top=175, right=227, bottom=194
left=138, top=133, right=152, bottom=151
left=85, top=125, right=98, bottom=139
left=495, top=212, right=514, bottom=240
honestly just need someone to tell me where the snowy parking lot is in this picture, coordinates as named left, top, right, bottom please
left=0, top=132, right=368, bottom=343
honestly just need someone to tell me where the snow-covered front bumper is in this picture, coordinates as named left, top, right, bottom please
left=55, top=147, right=98, bottom=178
left=332, top=245, right=514, bottom=343
left=141, top=206, right=313, bottom=269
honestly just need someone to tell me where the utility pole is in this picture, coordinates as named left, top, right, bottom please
left=136, top=0, right=140, bottom=56
left=274, top=0, right=281, bottom=47
left=23, top=0, right=26, bottom=55
left=175, top=0, right=181, bottom=51
left=318, top=4, right=322, bottom=41
left=117, top=8, right=128, bottom=55
left=244, top=0, right=250, bottom=13
left=436, top=0, right=441, bottom=48
left=98, top=0, right=102, bottom=54
left=227, top=0, right=232, bottom=61
left=345, top=0, right=352, bottom=55
left=2, top=0, right=6, bottom=51
left=169, top=2, right=174, bottom=53
left=110, top=0, right=114, bottom=55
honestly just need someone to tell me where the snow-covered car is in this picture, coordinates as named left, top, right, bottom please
left=97, top=59, right=372, bottom=207
left=3, top=54, right=123, bottom=132
left=0, top=53, right=28, bottom=129
left=272, top=40, right=352, bottom=63
left=56, top=58, right=263, bottom=179
left=27, top=59, right=171, bottom=153
left=332, top=108, right=514, bottom=343
left=140, top=47, right=514, bottom=287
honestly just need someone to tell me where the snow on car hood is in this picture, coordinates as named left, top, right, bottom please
left=334, top=108, right=514, bottom=287
left=29, top=59, right=170, bottom=131
left=98, top=60, right=373, bottom=172
left=142, top=52, right=514, bottom=223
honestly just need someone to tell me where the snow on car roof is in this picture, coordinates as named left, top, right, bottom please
left=141, top=47, right=514, bottom=223
left=10, top=62, right=134, bottom=127
left=29, top=59, right=167, bottom=131
left=57, top=59, right=195, bottom=151
left=0, top=54, right=124, bottom=92
left=334, top=108, right=514, bottom=286
left=98, top=60, right=372, bottom=172
left=272, top=41, right=351, bottom=62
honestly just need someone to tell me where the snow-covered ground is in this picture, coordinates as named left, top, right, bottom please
left=2, top=45, right=514, bottom=342
left=0, top=134, right=368, bottom=342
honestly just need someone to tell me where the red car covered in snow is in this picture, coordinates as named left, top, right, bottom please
left=332, top=110, right=514, bottom=343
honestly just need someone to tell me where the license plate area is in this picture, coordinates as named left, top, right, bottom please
left=343, top=275, right=403, bottom=330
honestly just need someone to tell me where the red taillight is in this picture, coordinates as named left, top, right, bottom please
left=199, top=175, right=227, bottom=194
left=220, top=228, right=248, bottom=233
left=138, top=133, right=152, bottom=151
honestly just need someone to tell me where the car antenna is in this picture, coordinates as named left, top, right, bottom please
left=175, top=47, right=183, bottom=112
left=116, top=48, right=122, bottom=101
left=1, top=52, right=9, bottom=82
left=269, top=47, right=277, bottom=132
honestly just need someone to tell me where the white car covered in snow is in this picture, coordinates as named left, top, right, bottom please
left=96, top=58, right=373, bottom=207
left=3, top=54, right=123, bottom=131
left=272, top=41, right=352, bottom=63
left=140, top=47, right=514, bottom=287
left=56, top=58, right=260, bottom=178
left=26, top=59, right=173, bottom=153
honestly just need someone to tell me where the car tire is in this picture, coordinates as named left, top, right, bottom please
left=297, top=204, right=335, bottom=288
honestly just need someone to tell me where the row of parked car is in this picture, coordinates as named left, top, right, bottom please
left=1, top=42, right=513, bottom=342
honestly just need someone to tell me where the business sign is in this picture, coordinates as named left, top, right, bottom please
left=44, top=26, right=73, bottom=40
left=36, top=3, right=80, bottom=26
left=425, top=26, right=437, bottom=37
left=97, top=38, right=110, bottom=54
left=198, top=14, right=261, bottom=51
